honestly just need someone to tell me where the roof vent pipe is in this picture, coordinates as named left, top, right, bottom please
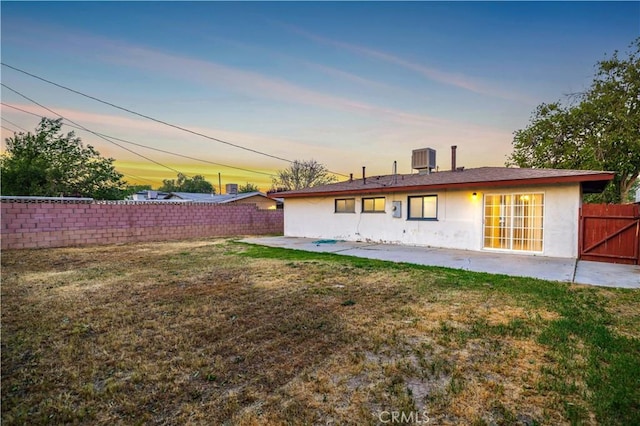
left=451, top=145, right=457, bottom=171
left=393, top=161, right=398, bottom=184
left=362, top=166, right=366, bottom=185
left=349, top=173, right=353, bottom=183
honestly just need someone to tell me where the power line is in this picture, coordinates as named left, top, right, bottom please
left=1, top=62, right=350, bottom=178
left=1, top=102, right=275, bottom=177
left=1, top=83, right=185, bottom=176
left=120, top=172, right=157, bottom=186
left=1, top=117, right=29, bottom=132
left=1, top=62, right=294, bottom=163
left=1, top=124, right=18, bottom=133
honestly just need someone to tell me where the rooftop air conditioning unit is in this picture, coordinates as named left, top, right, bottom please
left=412, top=148, right=436, bottom=171
left=226, top=183, right=238, bottom=195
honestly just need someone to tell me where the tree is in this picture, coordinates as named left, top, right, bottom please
left=271, top=160, right=337, bottom=191
left=159, top=173, right=215, bottom=193
left=238, top=182, right=260, bottom=193
left=1, top=118, right=126, bottom=199
left=508, top=39, right=640, bottom=203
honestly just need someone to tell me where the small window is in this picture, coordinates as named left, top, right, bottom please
left=362, top=197, right=385, bottom=213
left=408, top=195, right=437, bottom=220
left=335, top=198, right=355, bottom=213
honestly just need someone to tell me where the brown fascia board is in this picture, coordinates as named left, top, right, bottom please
left=276, top=173, right=615, bottom=198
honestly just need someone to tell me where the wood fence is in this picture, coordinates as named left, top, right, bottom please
left=579, top=203, right=640, bottom=265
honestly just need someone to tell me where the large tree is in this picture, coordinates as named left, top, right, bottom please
left=159, top=173, right=215, bottom=193
left=508, top=39, right=639, bottom=203
left=271, top=159, right=337, bottom=191
left=1, top=118, right=126, bottom=199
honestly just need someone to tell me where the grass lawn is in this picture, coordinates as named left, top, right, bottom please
left=2, top=238, right=639, bottom=425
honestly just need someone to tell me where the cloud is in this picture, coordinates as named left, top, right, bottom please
left=2, top=24, right=518, bottom=178
left=0, top=102, right=355, bottom=174
left=281, top=23, right=536, bottom=105
left=98, top=41, right=512, bottom=134
left=3, top=22, right=512, bottom=140
left=101, top=43, right=451, bottom=129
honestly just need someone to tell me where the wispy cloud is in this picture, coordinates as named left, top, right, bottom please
left=198, top=35, right=426, bottom=99
left=3, top=22, right=510, bottom=136
left=281, top=23, right=536, bottom=105
left=2, top=25, right=516, bottom=175
left=102, top=43, right=449, bottom=128
left=0, top=102, right=359, bottom=171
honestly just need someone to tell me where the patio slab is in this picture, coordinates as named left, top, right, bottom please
left=241, top=236, right=639, bottom=289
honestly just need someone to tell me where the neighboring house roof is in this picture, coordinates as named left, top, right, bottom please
left=166, top=191, right=275, bottom=203
left=131, top=190, right=171, bottom=200
left=275, top=167, right=615, bottom=198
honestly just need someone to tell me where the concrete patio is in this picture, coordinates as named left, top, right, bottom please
left=241, top=236, right=640, bottom=289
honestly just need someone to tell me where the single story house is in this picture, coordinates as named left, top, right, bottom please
left=130, top=190, right=281, bottom=210
left=131, top=190, right=170, bottom=201
left=276, top=165, right=614, bottom=259
left=165, top=192, right=281, bottom=210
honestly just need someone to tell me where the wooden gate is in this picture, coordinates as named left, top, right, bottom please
left=579, top=204, right=640, bottom=265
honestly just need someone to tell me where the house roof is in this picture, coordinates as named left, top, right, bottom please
left=275, top=167, right=615, bottom=198
left=166, top=191, right=274, bottom=203
left=132, top=190, right=170, bottom=199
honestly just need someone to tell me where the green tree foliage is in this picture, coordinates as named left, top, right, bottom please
left=1, top=118, right=126, bottom=199
left=159, top=173, right=215, bottom=193
left=508, top=39, right=640, bottom=203
left=271, top=159, right=337, bottom=192
left=238, top=182, right=260, bottom=193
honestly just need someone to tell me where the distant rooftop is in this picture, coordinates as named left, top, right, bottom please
left=166, top=191, right=269, bottom=203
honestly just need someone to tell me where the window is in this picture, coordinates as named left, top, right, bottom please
left=484, top=193, right=544, bottom=252
left=362, top=197, right=385, bottom=213
left=408, top=195, right=437, bottom=220
left=335, top=198, right=355, bottom=213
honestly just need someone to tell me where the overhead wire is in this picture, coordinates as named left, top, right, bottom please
left=1, top=62, right=350, bottom=178
left=1, top=124, right=19, bottom=133
left=1, top=102, right=275, bottom=177
left=2, top=62, right=292, bottom=163
left=120, top=173, right=157, bottom=186
left=1, top=117, right=29, bottom=132
left=0, top=111, right=162, bottom=186
left=1, top=83, right=185, bottom=176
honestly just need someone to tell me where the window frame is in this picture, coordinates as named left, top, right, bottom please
left=407, top=194, right=438, bottom=220
left=361, top=197, right=386, bottom=213
left=334, top=198, right=356, bottom=214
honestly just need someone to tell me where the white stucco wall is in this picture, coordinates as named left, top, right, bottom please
left=283, top=183, right=582, bottom=258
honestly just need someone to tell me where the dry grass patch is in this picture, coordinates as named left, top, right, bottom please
left=2, top=239, right=639, bottom=425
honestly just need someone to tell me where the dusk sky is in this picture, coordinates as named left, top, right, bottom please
left=1, top=2, right=638, bottom=191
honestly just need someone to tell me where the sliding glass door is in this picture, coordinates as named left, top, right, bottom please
left=484, top=193, right=544, bottom=252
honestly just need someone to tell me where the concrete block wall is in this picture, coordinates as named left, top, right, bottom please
left=1, top=199, right=283, bottom=249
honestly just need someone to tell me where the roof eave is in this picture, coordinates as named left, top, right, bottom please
left=276, top=173, right=615, bottom=198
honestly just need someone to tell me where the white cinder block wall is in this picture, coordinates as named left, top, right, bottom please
left=283, top=183, right=581, bottom=258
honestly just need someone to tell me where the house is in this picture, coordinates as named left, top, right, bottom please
left=129, top=189, right=281, bottom=210
left=275, top=148, right=614, bottom=259
left=131, top=190, right=171, bottom=201
left=164, top=191, right=281, bottom=210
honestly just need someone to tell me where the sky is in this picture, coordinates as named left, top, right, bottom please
left=1, top=1, right=638, bottom=192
